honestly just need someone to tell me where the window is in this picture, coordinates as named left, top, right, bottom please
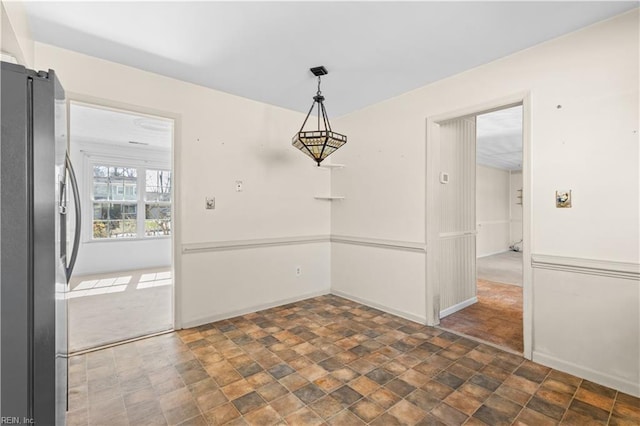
left=91, top=164, right=171, bottom=239
left=145, top=169, right=172, bottom=237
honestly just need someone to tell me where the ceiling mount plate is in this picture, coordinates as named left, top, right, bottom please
left=310, top=66, right=328, bottom=76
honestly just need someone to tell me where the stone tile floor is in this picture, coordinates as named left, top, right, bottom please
left=440, top=280, right=523, bottom=353
left=67, top=295, right=639, bottom=425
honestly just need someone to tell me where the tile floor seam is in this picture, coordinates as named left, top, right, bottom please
left=605, top=391, right=618, bottom=426
left=513, top=368, right=549, bottom=425
left=558, top=377, right=583, bottom=425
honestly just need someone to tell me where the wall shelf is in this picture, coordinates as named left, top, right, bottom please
left=314, top=163, right=345, bottom=200
left=317, top=163, right=345, bottom=170
left=314, top=196, right=345, bottom=200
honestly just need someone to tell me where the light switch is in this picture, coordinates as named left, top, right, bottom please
left=439, top=172, right=449, bottom=184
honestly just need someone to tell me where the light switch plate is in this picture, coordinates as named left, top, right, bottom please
left=556, top=190, right=571, bottom=208
left=439, top=172, right=449, bottom=184
left=205, top=197, right=215, bottom=210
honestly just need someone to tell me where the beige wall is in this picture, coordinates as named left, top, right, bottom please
left=476, top=165, right=510, bottom=257
left=331, top=10, right=639, bottom=396
left=509, top=171, right=523, bottom=244
left=1, top=1, right=34, bottom=66
left=35, top=42, right=332, bottom=327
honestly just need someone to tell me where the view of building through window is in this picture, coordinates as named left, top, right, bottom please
left=92, top=164, right=171, bottom=238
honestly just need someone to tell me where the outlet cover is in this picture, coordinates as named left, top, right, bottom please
left=295, top=266, right=302, bottom=276
left=235, top=180, right=243, bottom=192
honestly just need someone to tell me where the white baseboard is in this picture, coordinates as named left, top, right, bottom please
left=330, top=289, right=426, bottom=324
left=533, top=351, right=640, bottom=398
left=440, top=296, right=478, bottom=318
left=477, top=249, right=511, bottom=258
left=180, top=289, right=330, bottom=329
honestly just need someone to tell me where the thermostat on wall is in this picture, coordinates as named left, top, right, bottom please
left=439, top=172, right=449, bottom=184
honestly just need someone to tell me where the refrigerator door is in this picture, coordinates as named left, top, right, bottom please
left=32, top=67, right=58, bottom=423
left=0, top=62, right=69, bottom=424
left=1, top=62, right=31, bottom=421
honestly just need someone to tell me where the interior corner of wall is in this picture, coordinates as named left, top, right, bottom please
left=1, top=0, right=34, bottom=68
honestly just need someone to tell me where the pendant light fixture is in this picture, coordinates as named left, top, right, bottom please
left=292, top=66, right=347, bottom=166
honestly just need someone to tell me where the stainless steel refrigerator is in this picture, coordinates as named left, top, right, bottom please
left=1, top=62, right=81, bottom=425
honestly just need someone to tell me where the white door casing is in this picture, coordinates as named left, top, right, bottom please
left=425, top=92, right=532, bottom=359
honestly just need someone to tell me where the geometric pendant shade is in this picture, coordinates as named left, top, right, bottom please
left=292, top=66, right=347, bottom=166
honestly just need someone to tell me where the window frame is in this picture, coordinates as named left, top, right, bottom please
left=84, top=153, right=172, bottom=243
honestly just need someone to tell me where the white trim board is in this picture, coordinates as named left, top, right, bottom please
left=181, top=289, right=330, bottom=329
left=182, top=235, right=427, bottom=254
left=440, top=296, right=478, bottom=318
left=533, top=351, right=640, bottom=398
left=330, top=289, right=427, bottom=325
left=331, top=235, right=426, bottom=253
left=531, top=254, right=639, bottom=280
left=182, top=235, right=330, bottom=254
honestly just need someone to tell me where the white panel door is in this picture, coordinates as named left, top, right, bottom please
left=437, top=116, right=477, bottom=317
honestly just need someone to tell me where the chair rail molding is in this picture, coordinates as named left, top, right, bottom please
left=531, top=254, right=639, bottom=280
left=330, top=235, right=426, bottom=253
left=183, top=235, right=427, bottom=254
left=182, top=235, right=330, bottom=254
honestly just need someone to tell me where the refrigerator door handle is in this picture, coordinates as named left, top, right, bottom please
left=58, top=177, right=67, bottom=215
left=65, top=153, right=81, bottom=282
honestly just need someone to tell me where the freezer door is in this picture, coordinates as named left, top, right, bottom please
left=31, top=69, right=59, bottom=423
left=0, top=62, right=31, bottom=421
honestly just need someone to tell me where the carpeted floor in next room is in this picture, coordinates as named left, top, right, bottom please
left=68, top=267, right=173, bottom=352
left=66, top=294, right=639, bottom=426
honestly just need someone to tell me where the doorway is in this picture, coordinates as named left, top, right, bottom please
left=426, top=96, right=531, bottom=357
left=67, top=102, right=175, bottom=352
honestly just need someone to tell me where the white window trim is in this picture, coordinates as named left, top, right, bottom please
left=83, top=152, right=171, bottom=243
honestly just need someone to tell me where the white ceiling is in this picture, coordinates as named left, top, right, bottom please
left=70, top=103, right=173, bottom=150
left=477, top=105, right=522, bottom=171
left=25, top=2, right=636, bottom=117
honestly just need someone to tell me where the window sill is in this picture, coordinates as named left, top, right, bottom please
left=83, top=235, right=171, bottom=244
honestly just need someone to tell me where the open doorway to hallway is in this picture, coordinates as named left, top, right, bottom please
left=68, top=102, right=174, bottom=352
left=438, top=105, right=524, bottom=353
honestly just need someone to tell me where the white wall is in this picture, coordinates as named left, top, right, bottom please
left=476, top=165, right=510, bottom=257
left=331, top=10, right=639, bottom=396
left=35, top=43, right=332, bottom=326
left=509, top=171, right=523, bottom=244
left=69, top=140, right=172, bottom=276
left=533, top=265, right=639, bottom=396
left=0, top=0, right=34, bottom=66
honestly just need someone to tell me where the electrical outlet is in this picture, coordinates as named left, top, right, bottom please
left=235, top=180, right=243, bottom=192
left=295, top=266, right=302, bottom=276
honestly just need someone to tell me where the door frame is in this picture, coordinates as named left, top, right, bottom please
left=425, top=92, right=532, bottom=359
left=66, top=92, right=183, bottom=331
